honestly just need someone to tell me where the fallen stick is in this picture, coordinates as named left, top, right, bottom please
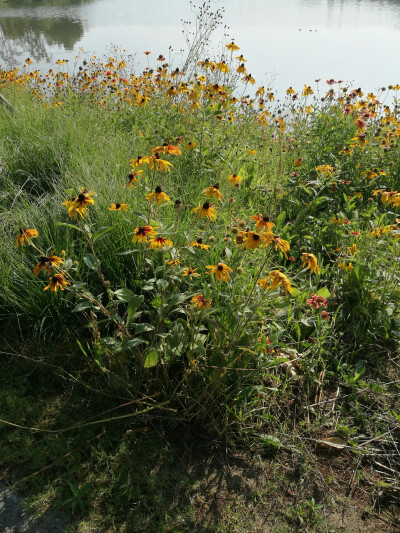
left=0, top=91, right=18, bottom=112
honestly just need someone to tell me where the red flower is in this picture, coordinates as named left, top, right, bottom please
left=307, top=293, right=328, bottom=310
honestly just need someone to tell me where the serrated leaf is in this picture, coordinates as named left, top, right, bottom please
left=93, top=226, right=113, bottom=243
left=144, top=350, right=159, bottom=368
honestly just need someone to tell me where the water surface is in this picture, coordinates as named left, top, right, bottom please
left=1, top=0, right=400, bottom=94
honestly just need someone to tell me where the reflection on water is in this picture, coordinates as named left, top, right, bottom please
left=0, top=17, right=84, bottom=62
left=1, top=0, right=400, bottom=92
left=0, top=0, right=91, bottom=64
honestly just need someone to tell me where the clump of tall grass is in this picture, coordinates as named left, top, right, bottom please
left=1, top=11, right=400, bottom=438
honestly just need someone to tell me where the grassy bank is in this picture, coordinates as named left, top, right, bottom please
left=0, top=38, right=399, bottom=530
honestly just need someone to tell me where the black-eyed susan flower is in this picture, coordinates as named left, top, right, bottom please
left=339, top=146, right=353, bottom=156
left=44, top=273, right=69, bottom=293
left=191, top=294, right=211, bottom=309
left=243, top=232, right=263, bottom=250
left=236, top=63, right=247, bottom=75
left=33, top=255, right=63, bottom=277
left=182, top=267, right=201, bottom=277
left=130, top=155, right=150, bottom=168
left=109, top=203, right=129, bottom=211
left=167, top=259, right=180, bottom=267
left=242, top=74, right=255, bottom=85
left=203, top=183, right=224, bottom=201
left=15, top=227, right=38, bottom=247
left=258, top=270, right=293, bottom=297
left=64, top=188, right=95, bottom=219
left=303, top=85, right=314, bottom=96
left=151, top=143, right=182, bottom=156
left=185, top=141, right=196, bottom=150
left=228, top=174, right=241, bottom=187
left=126, top=169, right=143, bottom=187
left=251, top=214, right=275, bottom=232
left=190, top=238, right=210, bottom=250
left=206, top=263, right=232, bottom=282
left=132, top=225, right=158, bottom=243
left=146, top=186, right=170, bottom=205
left=216, top=61, right=229, bottom=73
left=246, top=149, right=257, bottom=156
left=147, top=153, right=173, bottom=172
left=226, top=42, right=239, bottom=52
left=149, top=236, right=173, bottom=250
left=293, top=157, right=303, bottom=167
left=263, top=234, right=290, bottom=257
left=191, top=201, right=217, bottom=221
left=302, top=253, right=320, bottom=274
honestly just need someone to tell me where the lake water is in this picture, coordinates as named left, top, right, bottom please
left=1, top=0, right=400, bottom=95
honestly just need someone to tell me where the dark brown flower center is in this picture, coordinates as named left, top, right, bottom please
left=115, top=203, right=121, bottom=209
left=162, top=142, right=168, bottom=147
left=155, top=152, right=160, bottom=159
left=203, top=202, right=210, bottom=209
left=196, top=238, right=203, bottom=244
left=217, top=264, right=224, bottom=271
left=232, top=174, right=237, bottom=178
left=213, top=183, right=219, bottom=189
left=155, top=186, right=162, bottom=193
left=39, top=256, right=49, bottom=264
left=51, top=276, right=58, bottom=283
left=78, top=193, right=86, bottom=202
left=263, top=216, right=270, bottom=222
left=253, top=234, right=260, bottom=241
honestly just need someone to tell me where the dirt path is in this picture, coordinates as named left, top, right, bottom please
left=0, top=483, right=69, bottom=533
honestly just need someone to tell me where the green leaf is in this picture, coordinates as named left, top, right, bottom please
left=294, top=322, right=301, bottom=342
left=157, top=279, right=169, bottom=290
left=127, top=295, right=144, bottom=324
left=144, top=350, right=159, bottom=368
left=113, top=288, right=134, bottom=302
left=134, top=323, right=155, bottom=334
left=72, top=301, right=93, bottom=313
left=55, top=222, right=82, bottom=232
left=116, top=249, right=139, bottom=256
left=83, top=254, right=99, bottom=270
left=123, top=338, right=144, bottom=348
left=275, top=211, right=286, bottom=230
left=316, top=287, right=330, bottom=298
left=151, top=296, right=163, bottom=308
left=93, top=226, right=113, bottom=243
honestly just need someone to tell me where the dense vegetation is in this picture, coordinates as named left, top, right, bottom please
left=0, top=18, right=399, bottom=530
